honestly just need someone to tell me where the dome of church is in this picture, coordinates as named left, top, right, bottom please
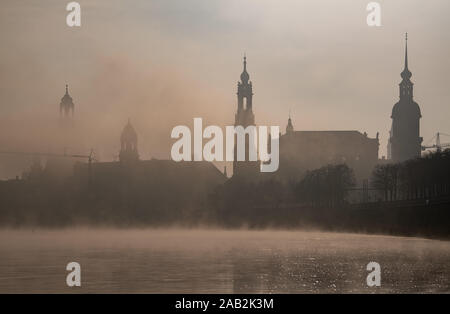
left=240, top=56, right=250, bottom=83
left=240, top=69, right=249, bottom=83
left=121, top=120, right=138, bottom=143
left=401, top=67, right=412, bottom=80
left=60, top=85, right=73, bottom=105
left=61, top=93, right=73, bottom=104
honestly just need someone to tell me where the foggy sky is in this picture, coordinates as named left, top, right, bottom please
left=1, top=0, right=450, bottom=178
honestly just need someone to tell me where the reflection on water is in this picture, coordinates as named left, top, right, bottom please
left=0, top=229, right=449, bottom=293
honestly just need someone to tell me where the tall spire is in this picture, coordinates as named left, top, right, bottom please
left=65, top=84, right=69, bottom=95
left=401, top=33, right=412, bottom=81
left=390, top=33, right=422, bottom=162
left=404, top=33, right=408, bottom=70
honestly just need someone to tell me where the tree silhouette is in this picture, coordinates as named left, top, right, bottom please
left=372, top=149, right=450, bottom=201
left=295, top=164, right=355, bottom=208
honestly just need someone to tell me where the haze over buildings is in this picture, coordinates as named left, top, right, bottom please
left=0, top=0, right=449, bottom=179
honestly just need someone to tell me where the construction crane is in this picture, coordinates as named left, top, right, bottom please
left=0, top=149, right=96, bottom=184
left=422, top=132, right=450, bottom=152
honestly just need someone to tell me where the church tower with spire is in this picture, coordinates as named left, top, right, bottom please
left=390, top=34, right=422, bottom=162
left=60, top=84, right=74, bottom=118
left=233, top=55, right=259, bottom=178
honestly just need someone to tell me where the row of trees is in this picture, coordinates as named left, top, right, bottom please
left=371, top=150, right=450, bottom=201
left=12, top=150, right=450, bottom=227
left=206, top=164, right=355, bottom=227
left=293, top=164, right=355, bottom=208
left=210, top=164, right=355, bottom=214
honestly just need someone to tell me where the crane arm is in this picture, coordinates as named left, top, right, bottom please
left=0, top=151, right=92, bottom=160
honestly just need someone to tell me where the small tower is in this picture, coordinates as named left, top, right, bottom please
left=286, top=112, right=294, bottom=134
left=390, top=34, right=423, bottom=162
left=119, top=119, right=139, bottom=164
left=60, top=84, right=74, bottom=118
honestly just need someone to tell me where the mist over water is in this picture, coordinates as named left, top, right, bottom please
left=1, top=229, right=449, bottom=293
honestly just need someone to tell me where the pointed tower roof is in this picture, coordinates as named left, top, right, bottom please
left=240, top=54, right=250, bottom=84
left=401, top=33, right=412, bottom=80
left=286, top=111, right=294, bottom=134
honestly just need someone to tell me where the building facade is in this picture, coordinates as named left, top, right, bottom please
left=277, top=116, right=380, bottom=183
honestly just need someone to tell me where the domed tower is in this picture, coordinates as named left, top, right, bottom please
left=390, top=34, right=422, bottom=162
left=60, top=84, right=74, bottom=118
left=119, top=119, right=139, bottom=164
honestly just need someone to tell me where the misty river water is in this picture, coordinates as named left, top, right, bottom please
left=0, top=229, right=449, bottom=293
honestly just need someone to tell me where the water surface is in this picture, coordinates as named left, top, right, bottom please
left=0, top=229, right=449, bottom=293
